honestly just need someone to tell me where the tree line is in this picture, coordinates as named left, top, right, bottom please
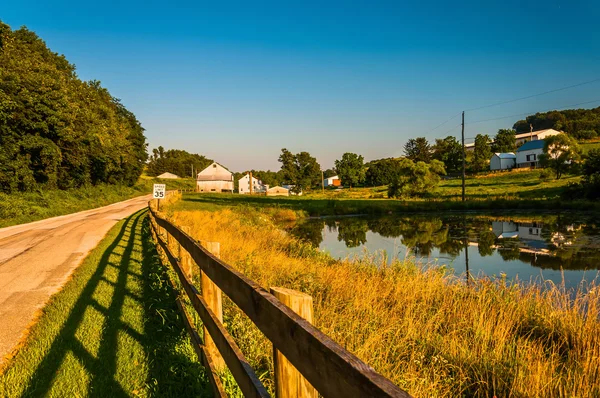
left=513, top=107, right=600, bottom=140
left=0, top=23, right=147, bottom=193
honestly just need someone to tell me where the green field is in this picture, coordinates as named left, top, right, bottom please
left=0, top=177, right=196, bottom=228
left=0, top=210, right=210, bottom=397
left=172, top=170, right=595, bottom=216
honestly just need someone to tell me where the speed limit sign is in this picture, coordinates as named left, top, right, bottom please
left=153, top=184, right=166, bottom=199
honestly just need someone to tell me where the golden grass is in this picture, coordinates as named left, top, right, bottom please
left=170, top=207, right=600, bottom=397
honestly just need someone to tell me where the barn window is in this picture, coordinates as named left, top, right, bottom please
left=211, top=189, right=216, bottom=191
left=213, top=164, right=217, bottom=168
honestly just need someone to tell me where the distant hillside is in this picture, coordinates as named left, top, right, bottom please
left=513, top=107, right=600, bottom=139
left=0, top=23, right=147, bottom=193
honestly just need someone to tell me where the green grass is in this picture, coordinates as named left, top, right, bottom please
left=0, top=210, right=210, bottom=397
left=0, top=177, right=196, bottom=228
left=581, top=140, right=600, bottom=154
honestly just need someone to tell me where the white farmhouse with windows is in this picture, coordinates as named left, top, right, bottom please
left=238, top=173, right=268, bottom=194
left=516, top=140, right=546, bottom=168
left=196, top=162, right=234, bottom=193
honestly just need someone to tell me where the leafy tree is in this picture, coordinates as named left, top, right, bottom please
left=432, top=136, right=462, bottom=173
left=388, top=159, right=446, bottom=198
left=278, top=149, right=321, bottom=193
left=323, top=169, right=337, bottom=178
left=404, top=137, right=431, bottom=163
left=539, top=134, right=581, bottom=179
left=147, top=147, right=213, bottom=178
left=365, top=159, right=401, bottom=186
left=491, top=129, right=516, bottom=153
left=0, top=23, right=147, bottom=192
left=471, top=134, right=493, bottom=172
left=334, top=152, right=365, bottom=188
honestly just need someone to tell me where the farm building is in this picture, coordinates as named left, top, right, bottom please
left=516, top=140, right=546, bottom=168
left=196, top=162, right=234, bottom=193
left=465, top=129, right=562, bottom=152
left=266, top=186, right=289, bottom=196
left=324, top=175, right=341, bottom=187
left=238, top=174, right=268, bottom=194
left=515, top=129, right=562, bottom=146
left=156, top=172, right=180, bottom=179
left=490, top=153, right=516, bottom=171
left=282, top=185, right=302, bottom=196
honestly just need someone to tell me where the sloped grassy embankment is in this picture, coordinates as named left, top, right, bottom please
left=169, top=205, right=600, bottom=397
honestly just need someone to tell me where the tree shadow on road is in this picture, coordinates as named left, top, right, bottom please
left=2, top=210, right=209, bottom=397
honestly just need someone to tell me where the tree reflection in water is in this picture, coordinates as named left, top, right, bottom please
left=289, top=213, right=600, bottom=271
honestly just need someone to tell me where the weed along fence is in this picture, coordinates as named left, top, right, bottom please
left=147, top=201, right=410, bottom=397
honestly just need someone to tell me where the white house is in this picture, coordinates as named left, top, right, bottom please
left=324, top=175, right=341, bottom=187
left=266, top=186, right=289, bottom=196
left=238, top=173, right=268, bottom=194
left=516, top=140, right=546, bottom=168
left=196, top=162, right=234, bottom=193
left=490, top=153, right=516, bottom=171
left=156, top=172, right=180, bottom=179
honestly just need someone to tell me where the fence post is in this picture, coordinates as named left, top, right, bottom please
left=201, top=241, right=226, bottom=371
left=180, top=226, right=193, bottom=280
left=269, top=287, right=318, bottom=398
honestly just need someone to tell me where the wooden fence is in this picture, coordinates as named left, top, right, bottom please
left=148, top=202, right=411, bottom=397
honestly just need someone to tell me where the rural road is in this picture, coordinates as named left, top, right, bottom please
left=0, top=195, right=151, bottom=365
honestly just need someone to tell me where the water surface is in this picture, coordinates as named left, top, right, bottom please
left=290, top=213, right=600, bottom=291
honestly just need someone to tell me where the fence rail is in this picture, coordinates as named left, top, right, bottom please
left=148, top=202, right=410, bottom=398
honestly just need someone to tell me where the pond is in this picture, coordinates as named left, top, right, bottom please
left=289, top=213, right=600, bottom=292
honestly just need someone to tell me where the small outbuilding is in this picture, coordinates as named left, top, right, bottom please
left=490, top=153, right=516, bottom=171
left=196, top=162, right=234, bottom=193
left=324, top=175, right=341, bottom=187
left=156, top=172, right=180, bottom=179
left=266, top=186, right=289, bottom=197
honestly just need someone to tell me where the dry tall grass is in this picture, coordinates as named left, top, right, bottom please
left=171, top=207, right=600, bottom=397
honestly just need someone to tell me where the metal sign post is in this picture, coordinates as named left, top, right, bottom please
left=153, top=183, right=166, bottom=211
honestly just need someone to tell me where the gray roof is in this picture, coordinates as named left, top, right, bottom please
left=494, top=152, right=516, bottom=159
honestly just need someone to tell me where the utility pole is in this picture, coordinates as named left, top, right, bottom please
left=321, top=171, right=324, bottom=193
left=461, top=111, right=466, bottom=202
left=249, top=172, right=253, bottom=194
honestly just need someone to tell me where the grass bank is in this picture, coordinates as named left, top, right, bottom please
left=172, top=191, right=600, bottom=217
left=0, top=177, right=195, bottom=228
left=0, top=210, right=210, bottom=397
left=168, top=204, right=600, bottom=397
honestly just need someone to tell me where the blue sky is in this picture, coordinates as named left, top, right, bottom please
left=2, top=1, right=599, bottom=171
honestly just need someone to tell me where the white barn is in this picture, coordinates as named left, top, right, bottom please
left=266, top=186, right=289, bottom=196
left=515, top=129, right=562, bottom=146
left=490, top=153, right=516, bottom=171
left=238, top=173, right=268, bottom=194
left=324, top=175, right=341, bottom=187
left=196, top=162, right=234, bottom=193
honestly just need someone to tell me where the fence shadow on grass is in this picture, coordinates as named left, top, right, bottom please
left=19, top=210, right=209, bottom=397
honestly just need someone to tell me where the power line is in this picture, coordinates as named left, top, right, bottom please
left=467, top=98, right=600, bottom=125
left=464, top=78, right=600, bottom=112
left=423, top=112, right=462, bottom=135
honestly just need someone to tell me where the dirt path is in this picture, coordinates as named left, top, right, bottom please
left=0, top=195, right=151, bottom=364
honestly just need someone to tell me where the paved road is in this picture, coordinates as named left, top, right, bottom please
left=0, top=195, right=151, bottom=364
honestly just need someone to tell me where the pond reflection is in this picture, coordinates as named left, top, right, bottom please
left=290, top=214, right=600, bottom=290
